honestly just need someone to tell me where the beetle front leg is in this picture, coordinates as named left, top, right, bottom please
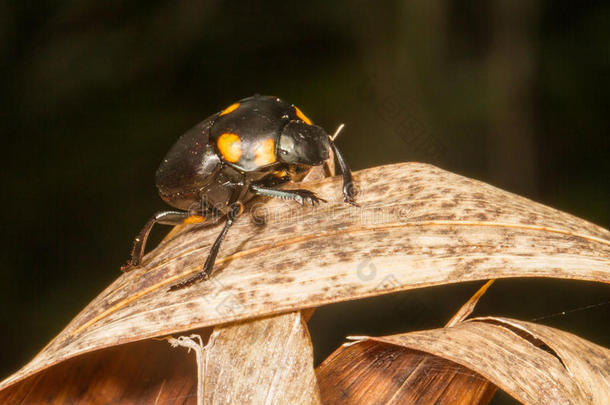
left=329, top=140, right=359, bottom=206
left=122, top=210, right=205, bottom=272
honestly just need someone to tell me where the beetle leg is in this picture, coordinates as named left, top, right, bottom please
left=249, top=184, right=326, bottom=206
left=122, top=210, right=205, bottom=272
left=329, top=140, right=359, bottom=206
left=169, top=202, right=243, bottom=291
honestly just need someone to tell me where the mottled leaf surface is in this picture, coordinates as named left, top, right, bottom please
left=1, top=162, right=608, bottom=393
left=360, top=317, right=610, bottom=404
left=202, top=312, right=320, bottom=404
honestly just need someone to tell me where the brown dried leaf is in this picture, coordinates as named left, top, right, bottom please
left=359, top=317, right=610, bottom=404
left=0, top=329, right=210, bottom=404
left=316, top=339, right=497, bottom=404
left=316, top=280, right=499, bottom=405
left=0, top=313, right=320, bottom=405
left=1, top=162, right=609, bottom=393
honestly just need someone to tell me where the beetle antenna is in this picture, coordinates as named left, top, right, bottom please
left=331, top=123, right=345, bottom=141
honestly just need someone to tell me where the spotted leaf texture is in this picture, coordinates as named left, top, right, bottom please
left=1, top=162, right=609, bottom=400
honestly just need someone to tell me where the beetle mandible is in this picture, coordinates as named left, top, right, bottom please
left=122, top=95, right=357, bottom=290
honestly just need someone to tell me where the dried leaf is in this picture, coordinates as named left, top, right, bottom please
left=316, top=339, right=497, bottom=404
left=316, top=280, right=498, bottom=404
left=446, top=279, right=495, bottom=327
left=1, top=162, right=609, bottom=394
left=0, top=329, right=210, bottom=404
left=358, top=317, right=610, bottom=404
left=201, top=312, right=320, bottom=404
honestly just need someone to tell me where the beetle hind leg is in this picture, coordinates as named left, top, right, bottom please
left=122, top=210, right=205, bottom=272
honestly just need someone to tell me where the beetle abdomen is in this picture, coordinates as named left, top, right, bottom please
left=155, top=117, right=221, bottom=211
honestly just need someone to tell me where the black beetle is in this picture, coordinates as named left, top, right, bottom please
left=122, top=95, right=357, bottom=290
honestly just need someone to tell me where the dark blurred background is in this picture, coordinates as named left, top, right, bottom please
left=1, top=1, right=608, bottom=403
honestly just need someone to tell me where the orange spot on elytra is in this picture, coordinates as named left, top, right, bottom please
left=183, top=215, right=206, bottom=224
left=217, top=133, right=242, bottom=163
left=255, top=138, right=276, bottom=166
left=294, top=106, right=312, bottom=125
left=219, top=102, right=240, bottom=116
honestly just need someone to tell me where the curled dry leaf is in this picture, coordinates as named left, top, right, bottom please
left=354, top=317, right=610, bottom=404
left=316, top=339, right=497, bottom=405
left=1, top=162, right=609, bottom=396
left=315, top=280, right=499, bottom=405
left=0, top=313, right=321, bottom=405
left=0, top=329, right=209, bottom=404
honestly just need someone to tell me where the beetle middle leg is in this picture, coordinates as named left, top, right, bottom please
left=249, top=183, right=326, bottom=206
left=122, top=210, right=206, bottom=272
left=168, top=202, right=243, bottom=291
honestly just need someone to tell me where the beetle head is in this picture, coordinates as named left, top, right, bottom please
left=278, top=121, right=330, bottom=166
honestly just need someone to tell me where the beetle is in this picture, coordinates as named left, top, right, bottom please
left=122, top=95, right=357, bottom=290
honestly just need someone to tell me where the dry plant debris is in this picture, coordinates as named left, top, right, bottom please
left=1, top=162, right=608, bottom=404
